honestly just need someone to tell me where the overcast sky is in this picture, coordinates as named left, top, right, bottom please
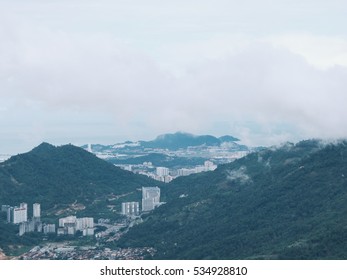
left=1, top=0, right=347, bottom=154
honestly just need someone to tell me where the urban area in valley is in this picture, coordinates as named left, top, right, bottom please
left=85, top=134, right=251, bottom=183
left=1, top=187, right=161, bottom=260
left=0, top=133, right=253, bottom=260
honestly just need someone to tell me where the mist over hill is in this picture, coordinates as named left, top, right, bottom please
left=82, top=131, right=247, bottom=152
left=81, top=131, right=251, bottom=170
left=117, top=139, right=347, bottom=259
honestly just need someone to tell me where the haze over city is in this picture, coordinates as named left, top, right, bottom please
left=1, top=0, right=347, bottom=154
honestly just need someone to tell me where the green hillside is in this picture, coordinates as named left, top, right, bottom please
left=2, top=139, right=347, bottom=259
left=0, top=143, right=162, bottom=255
left=116, top=140, right=347, bottom=259
left=0, top=143, right=159, bottom=211
left=141, top=132, right=243, bottom=150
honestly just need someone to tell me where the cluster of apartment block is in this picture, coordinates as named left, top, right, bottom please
left=118, top=161, right=217, bottom=183
left=156, top=163, right=218, bottom=181
left=177, top=160, right=217, bottom=176
left=154, top=167, right=173, bottom=183
left=1, top=203, right=93, bottom=237
left=57, top=216, right=94, bottom=236
left=3, top=203, right=29, bottom=224
left=1, top=203, right=53, bottom=236
left=2, top=188, right=161, bottom=237
left=121, top=186, right=161, bottom=217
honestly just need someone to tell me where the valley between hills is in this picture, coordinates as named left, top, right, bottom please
left=1, top=133, right=347, bottom=259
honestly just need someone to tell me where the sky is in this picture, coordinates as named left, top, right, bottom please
left=1, top=0, right=347, bottom=154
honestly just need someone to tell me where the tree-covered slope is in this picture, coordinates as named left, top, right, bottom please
left=141, top=132, right=241, bottom=150
left=0, top=143, right=159, bottom=210
left=116, top=140, right=347, bottom=259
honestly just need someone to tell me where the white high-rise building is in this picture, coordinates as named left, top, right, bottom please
left=83, top=228, right=95, bottom=236
left=19, top=202, right=28, bottom=222
left=76, top=217, right=94, bottom=230
left=121, top=202, right=140, bottom=216
left=8, top=203, right=28, bottom=224
left=195, top=166, right=205, bottom=173
left=177, top=168, right=194, bottom=176
left=13, top=207, right=27, bottom=224
left=1, top=205, right=10, bottom=212
left=19, top=223, right=26, bottom=236
left=142, top=187, right=160, bottom=212
left=33, top=203, right=40, bottom=219
left=204, top=160, right=217, bottom=171
left=67, top=226, right=76, bottom=235
left=7, top=207, right=11, bottom=223
left=156, top=167, right=169, bottom=176
left=59, top=216, right=77, bottom=227
left=87, top=144, right=92, bottom=153
left=43, top=224, right=56, bottom=234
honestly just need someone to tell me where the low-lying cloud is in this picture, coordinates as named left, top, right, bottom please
left=1, top=9, right=347, bottom=153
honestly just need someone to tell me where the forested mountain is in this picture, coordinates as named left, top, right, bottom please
left=81, top=132, right=251, bottom=169
left=2, top=139, right=347, bottom=260
left=0, top=143, right=162, bottom=255
left=116, top=140, right=347, bottom=259
left=82, top=131, right=248, bottom=153
left=0, top=143, right=158, bottom=210
left=140, top=132, right=241, bottom=150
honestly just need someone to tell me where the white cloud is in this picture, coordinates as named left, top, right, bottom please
left=157, top=41, right=347, bottom=146
left=265, top=34, right=347, bottom=69
left=1, top=1, right=347, bottom=153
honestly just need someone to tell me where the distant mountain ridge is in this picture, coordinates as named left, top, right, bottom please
left=81, top=132, right=250, bottom=169
left=140, top=132, right=240, bottom=150
left=82, top=132, right=246, bottom=153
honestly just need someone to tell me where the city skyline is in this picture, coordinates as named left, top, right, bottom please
left=1, top=1, right=347, bottom=154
